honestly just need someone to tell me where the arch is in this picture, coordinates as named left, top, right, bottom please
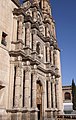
left=36, top=77, right=45, bottom=92
left=64, top=92, right=71, bottom=100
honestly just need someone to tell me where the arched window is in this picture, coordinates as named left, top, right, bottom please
left=36, top=42, right=40, bottom=54
left=65, top=92, right=71, bottom=100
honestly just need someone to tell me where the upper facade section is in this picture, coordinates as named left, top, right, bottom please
left=13, top=0, right=58, bottom=47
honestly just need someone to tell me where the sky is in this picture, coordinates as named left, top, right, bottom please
left=51, top=0, right=76, bottom=85
left=20, top=0, right=76, bottom=86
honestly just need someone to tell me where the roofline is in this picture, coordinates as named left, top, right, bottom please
left=62, top=85, right=72, bottom=88
left=11, top=0, right=20, bottom=7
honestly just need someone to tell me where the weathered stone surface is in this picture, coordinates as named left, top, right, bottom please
left=0, top=0, right=63, bottom=120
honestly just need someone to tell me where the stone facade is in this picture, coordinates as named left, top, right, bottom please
left=62, top=86, right=73, bottom=113
left=62, top=86, right=72, bottom=103
left=0, top=0, right=63, bottom=120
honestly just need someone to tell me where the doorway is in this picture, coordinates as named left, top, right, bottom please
left=37, top=104, right=40, bottom=120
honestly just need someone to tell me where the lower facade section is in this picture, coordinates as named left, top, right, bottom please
left=0, top=108, right=60, bottom=120
left=1, top=112, right=76, bottom=120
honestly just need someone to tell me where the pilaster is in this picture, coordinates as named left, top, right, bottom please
left=14, top=57, right=22, bottom=108
left=48, top=76, right=51, bottom=108
left=24, top=62, right=31, bottom=108
left=32, top=29, right=37, bottom=51
left=8, top=57, right=15, bottom=108
left=25, top=22, right=31, bottom=48
left=31, top=65, right=38, bottom=120
left=51, top=46, right=54, bottom=65
left=52, top=76, right=56, bottom=109
left=18, top=15, right=24, bottom=41
left=32, top=71, right=37, bottom=108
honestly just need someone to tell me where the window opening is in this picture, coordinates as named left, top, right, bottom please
left=1, top=32, right=7, bottom=46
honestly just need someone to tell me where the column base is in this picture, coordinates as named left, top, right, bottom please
left=45, top=108, right=54, bottom=120
left=30, top=107, right=38, bottom=120
left=6, top=108, right=31, bottom=120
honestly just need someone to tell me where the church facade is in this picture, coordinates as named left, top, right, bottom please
left=0, top=0, right=63, bottom=119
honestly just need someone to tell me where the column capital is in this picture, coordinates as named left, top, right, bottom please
left=18, top=14, right=24, bottom=22
left=13, top=15, right=18, bottom=20
left=25, top=66, right=31, bottom=73
left=25, top=22, right=31, bottom=29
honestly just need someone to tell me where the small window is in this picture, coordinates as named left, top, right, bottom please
left=36, top=42, right=40, bottom=54
left=1, top=32, right=7, bottom=46
left=17, top=21, right=19, bottom=40
left=39, top=1, right=41, bottom=9
left=65, top=92, right=71, bottom=100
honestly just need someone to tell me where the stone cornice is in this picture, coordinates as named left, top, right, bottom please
left=37, top=65, right=55, bottom=75
left=11, top=0, right=20, bottom=7
left=11, top=40, right=24, bottom=45
left=9, top=49, right=60, bottom=77
left=13, top=8, right=26, bottom=16
left=9, top=50, right=26, bottom=57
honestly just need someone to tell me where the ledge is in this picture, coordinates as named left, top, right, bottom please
left=0, top=81, right=5, bottom=89
left=45, top=108, right=58, bottom=112
left=6, top=107, right=39, bottom=113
